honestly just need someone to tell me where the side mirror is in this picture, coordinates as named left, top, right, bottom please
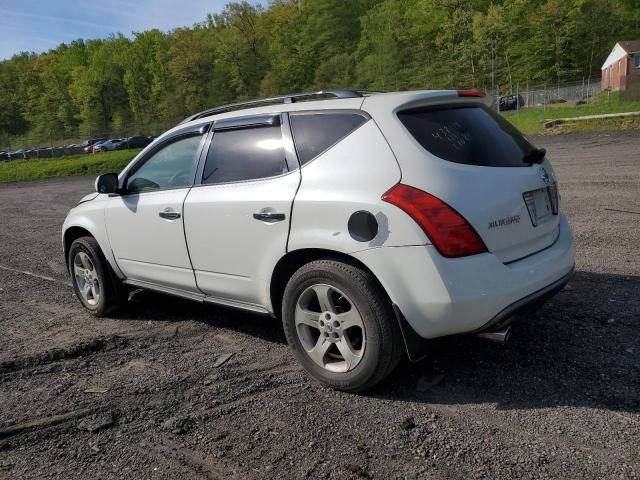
left=95, top=173, right=119, bottom=194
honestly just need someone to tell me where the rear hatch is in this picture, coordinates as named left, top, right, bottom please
left=394, top=99, right=559, bottom=263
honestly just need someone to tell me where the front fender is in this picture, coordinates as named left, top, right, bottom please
left=62, top=195, right=124, bottom=279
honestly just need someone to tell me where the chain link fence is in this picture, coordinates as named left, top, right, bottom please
left=489, top=77, right=602, bottom=112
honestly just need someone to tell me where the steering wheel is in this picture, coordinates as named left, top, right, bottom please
left=169, top=171, right=191, bottom=187
left=128, top=177, right=159, bottom=192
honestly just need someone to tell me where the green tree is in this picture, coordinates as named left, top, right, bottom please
left=568, top=0, right=624, bottom=80
left=70, top=36, right=132, bottom=136
left=356, top=0, right=421, bottom=91
left=169, top=26, right=226, bottom=115
left=0, top=53, right=32, bottom=138
left=124, top=30, right=173, bottom=126
left=259, top=0, right=307, bottom=94
left=211, top=1, right=267, bottom=98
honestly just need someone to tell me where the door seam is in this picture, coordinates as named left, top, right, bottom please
left=181, top=186, right=205, bottom=294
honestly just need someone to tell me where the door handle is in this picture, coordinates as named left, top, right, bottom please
left=159, top=209, right=181, bottom=220
left=253, top=210, right=286, bottom=222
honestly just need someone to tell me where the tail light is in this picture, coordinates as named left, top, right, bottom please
left=457, top=89, right=486, bottom=97
left=382, top=184, right=487, bottom=258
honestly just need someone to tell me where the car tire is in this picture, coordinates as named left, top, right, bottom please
left=68, top=236, right=126, bottom=317
left=282, top=258, right=404, bottom=392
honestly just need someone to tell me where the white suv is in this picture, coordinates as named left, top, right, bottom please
left=62, top=89, right=575, bottom=392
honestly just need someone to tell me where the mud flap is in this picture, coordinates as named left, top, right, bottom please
left=392, top=304, right=429, bottom=362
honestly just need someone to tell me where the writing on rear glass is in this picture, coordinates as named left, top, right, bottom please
left=430, top=122, right=472, bottom=150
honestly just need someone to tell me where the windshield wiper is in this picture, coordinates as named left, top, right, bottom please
left=523, top=147, right=546, bottom=164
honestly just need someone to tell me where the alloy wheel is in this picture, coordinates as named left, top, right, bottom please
left=73, top=251, right=101, bottom=306
left=295, top=284, right=366, bottom=373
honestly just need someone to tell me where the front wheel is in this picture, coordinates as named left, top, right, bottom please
left=68, top=236, right=126, bottom=316
left=282, top=259, right=403, bottom=392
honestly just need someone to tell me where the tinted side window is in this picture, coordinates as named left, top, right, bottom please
left=202, top=125, right=288, bottom=184
left=290, top=113, right=368, bottom=165
left=397, top=106, right=533, bottom=167
left=127, top=135, right=201, bottom=193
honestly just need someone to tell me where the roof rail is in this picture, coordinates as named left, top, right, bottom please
left=179, top=89, right=364, bottom=125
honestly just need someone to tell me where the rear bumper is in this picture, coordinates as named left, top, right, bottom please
left=471, top=266, right=573, bottom=333
left=353, top=214, right=575, bottom=339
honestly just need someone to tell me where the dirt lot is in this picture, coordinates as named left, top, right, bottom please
left=0, top=131, right=639, bottom=479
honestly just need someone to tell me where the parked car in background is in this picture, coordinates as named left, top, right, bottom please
left=33, top=146, right=57, bottom=158
left=82, top=138, right=107, bottom=153
left=8, top=149, right=26, bottom=159
left=63, top=144, right=86, bottom=155
left=124, top=135, right=154, bottom=149
left=79, top=138, right=104, bottom=148
left=85, top=139, right=108, bottom=153
left=94, top=139, right=126, bottom=152
left=499, top=94, right=525, bottom=111
left=2, top=135, right=157, bottom=161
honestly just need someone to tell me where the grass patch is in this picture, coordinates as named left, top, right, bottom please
left=504, top=91, right=640, bottom=135
left=0, top=149, right=140, bottom=183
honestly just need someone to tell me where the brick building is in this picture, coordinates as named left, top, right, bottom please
left=601, top=40, right=640, bottom=99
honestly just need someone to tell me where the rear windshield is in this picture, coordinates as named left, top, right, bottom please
left=398, top=105, right=533, bottom=167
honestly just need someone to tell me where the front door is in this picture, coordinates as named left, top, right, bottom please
left=105, top=130, right=206, bottom=292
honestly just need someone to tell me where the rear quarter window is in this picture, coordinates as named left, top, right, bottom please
left=290, top=112, right=368, bottom=165
left=397, top=106, right=533, bottom=167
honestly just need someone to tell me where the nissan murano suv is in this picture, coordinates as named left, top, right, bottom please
left=62, top=89, right=575, bottom=392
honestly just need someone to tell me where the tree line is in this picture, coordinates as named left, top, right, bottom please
left=1, top=0, right=639, bottom=145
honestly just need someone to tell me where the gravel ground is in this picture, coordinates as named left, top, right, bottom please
left=0, top=131, right=638, bottom=479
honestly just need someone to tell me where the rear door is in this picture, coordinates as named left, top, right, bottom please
left=183, top=114, right=300, bottom=308
left=395, top=103, right=560, bottom=263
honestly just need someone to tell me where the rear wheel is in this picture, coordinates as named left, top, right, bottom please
left=68, top=236, right=126, bottom=316
left=282, top=259, right=403, bottom=392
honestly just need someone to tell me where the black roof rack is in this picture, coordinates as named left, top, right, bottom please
left=179, top=89, right=365, bottom=125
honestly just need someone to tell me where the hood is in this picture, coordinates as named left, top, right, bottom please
left=78, top=192, right=99, bottom=204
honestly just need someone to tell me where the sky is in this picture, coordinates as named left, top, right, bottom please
left=0, top=0, right=262, bottom=61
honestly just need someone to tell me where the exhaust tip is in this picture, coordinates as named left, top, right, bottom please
left=476, top=327, right=511, bottom=344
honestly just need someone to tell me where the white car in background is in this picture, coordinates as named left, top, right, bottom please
left=62, top=89, right=575, bottom=392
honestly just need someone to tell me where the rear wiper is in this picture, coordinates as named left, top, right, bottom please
left=523, top=147, right=546, bottom=164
